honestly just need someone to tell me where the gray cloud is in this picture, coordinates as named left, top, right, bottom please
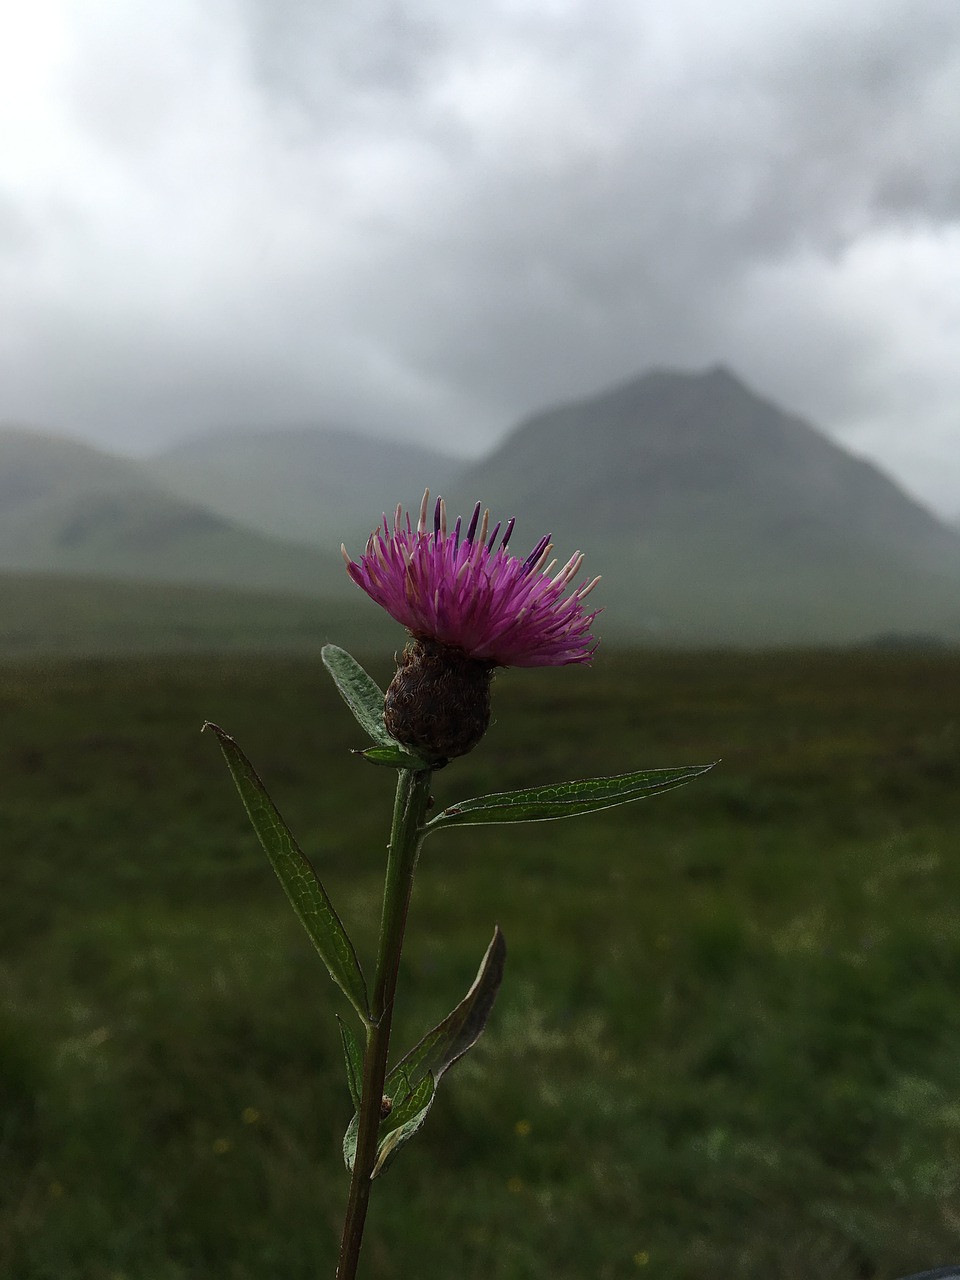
left=1, top=0, right=959, bottom=511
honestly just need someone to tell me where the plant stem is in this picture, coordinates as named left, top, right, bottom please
left=336, top=767, right=433, bottom=1280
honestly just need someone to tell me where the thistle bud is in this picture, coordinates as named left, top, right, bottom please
left=384, top=637, right=494, bottom=765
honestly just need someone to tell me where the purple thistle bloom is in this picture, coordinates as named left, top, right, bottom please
left=343, top=491, right=601, bottom=668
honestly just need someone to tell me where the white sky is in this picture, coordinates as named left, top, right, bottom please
left=1, top=0, right=959, bottom=514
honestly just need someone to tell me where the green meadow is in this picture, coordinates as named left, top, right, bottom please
left=2, top=646, right=959, bottom=1279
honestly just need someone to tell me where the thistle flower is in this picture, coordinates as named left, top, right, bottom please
left=343, top=491, right=600, bottom=668
left=342, top=492, right=600, bottom=761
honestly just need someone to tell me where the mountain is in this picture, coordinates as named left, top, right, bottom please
left=5, top=370, right=959, bottom=650
left=447, top=366, right=960, bottom=645
left=147, top=426, right=461, bottom=549
left=0, top=428, right=349, bottom=597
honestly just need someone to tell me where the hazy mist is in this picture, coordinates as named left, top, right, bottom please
left=1, top=0, right=959, bottom=512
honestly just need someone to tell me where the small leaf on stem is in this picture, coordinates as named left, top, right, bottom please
left=321, top=645, right=395, bottom=747
left=343, top=1113, right=358, bottom=1173
left=204, top=722, right=370, bottom=1023
left=341, top=928, right=507, bottom=1178
left=337, top=1016, right=365, bottom=1112
left=372, top=1074, right=435, bottom=1178
left=355, top=744, right=431, bottom=770
left=424, top=764, right=716, bottom=831
left=322, top=645, right=431, bottom=769
left=388, top=927, right=507, bottom=1091
left=341, top=1071, right=435, bottom=1175
left=384, top=1070, right=434, bottom=1129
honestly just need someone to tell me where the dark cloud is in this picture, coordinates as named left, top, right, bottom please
left=1, top=0, right=959, bottom=510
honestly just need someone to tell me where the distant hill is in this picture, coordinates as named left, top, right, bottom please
left=447, top=367, right=960, bottom=645
left=147, top=426, right=461, bottom=549
left=0, top=428, right=349, bottom=597
left=5, top=370, right=960, bottom=651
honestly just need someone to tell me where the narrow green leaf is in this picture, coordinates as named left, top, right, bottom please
left=341, top=1070, right=436, bottom=1176
left=355, top=744, right=431, bottom=771
left=386, top=1070, right=434, bottom=1128
left=342, top=930, right=506, bottom=1178
left=337, top=1016, right=365, bottom=1112
left=373, top=1074, right=436, bottom=1178
left=204, top=722, right=370, bottom=1023
left=321, top=645, right=394, bottom=747
left=424, top=763, right=717, bottom=832
left=388, top=927, right=506, bottom=1092
left=343, top=1113, right=358, bottom=1173
left=322, top=645, right=431, bottom=769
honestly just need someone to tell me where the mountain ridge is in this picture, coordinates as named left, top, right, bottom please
left=3, top=368, right=958, bottom=647
left=450, top=365, right=958, bottom=561
left=0, top=426, right=350, bottom=597
left=147, top=424, right=462, bottom=549
left=444, top=365, right=960, bottom=644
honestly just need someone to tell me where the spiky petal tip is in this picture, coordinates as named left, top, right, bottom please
left=343, top=491, right=600, bottom=668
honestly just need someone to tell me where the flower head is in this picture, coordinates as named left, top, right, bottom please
left=343, top=491, right=600, bottom=668
left=343, top=492, right=600, bottom=762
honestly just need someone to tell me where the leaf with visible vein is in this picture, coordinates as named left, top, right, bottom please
left=372, top=1074, right=435, bottom=1178
left=387, top=927, right=506, bottom=1092
left=321, top=645, right=394, bottom=747
left=342, top=930, right=506, bottom=1177
left=343, top=1113, right=359, bottom=1173
left=322, top=645, right=431, bottom=770
left=355, top=744, right=431, bottom=770
left=337, top=1016, right=365, bottom=1111
left=205, top=722, right=369, bottom=1022
left=342, top=1074, right=436, bottom=1176
left=424, top=764, right=717, bottom=832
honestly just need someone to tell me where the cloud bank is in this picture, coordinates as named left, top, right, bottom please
left=1, top=0, right=959, bottom=511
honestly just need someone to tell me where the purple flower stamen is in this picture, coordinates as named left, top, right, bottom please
left=522, top=535, right=552, bottom=575
left=465, top=502, right=481, bottom=544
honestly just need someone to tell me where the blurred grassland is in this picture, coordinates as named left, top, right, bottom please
left=0, top=572, right=395, bottom=658
left=1, top=646, right=960, bottom=1279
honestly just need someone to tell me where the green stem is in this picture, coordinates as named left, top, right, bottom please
left=336, top=768, right=433, bottom=1280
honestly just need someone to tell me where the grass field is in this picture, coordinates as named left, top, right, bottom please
left=2, top=645, right=959, bottom=1279
left=0, top=572, right=396, bottom=658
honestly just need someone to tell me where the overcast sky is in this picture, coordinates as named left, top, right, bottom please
left=2, top=0, right=959, bottom=514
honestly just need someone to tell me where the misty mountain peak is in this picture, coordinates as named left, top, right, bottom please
left=452, top=364, right=959, bottom=563
left=3, top=365, right=960, bottom=646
